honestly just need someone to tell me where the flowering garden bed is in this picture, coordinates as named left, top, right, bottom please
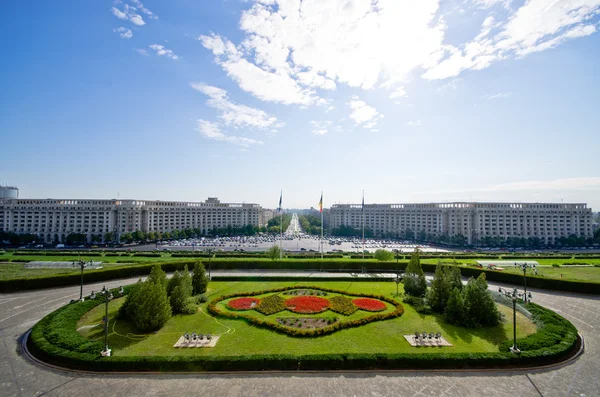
left=227, top=297, right=260, bottom=310
left=285, top=296, right=330, bottom=313
left=352, top=298, right=387, bottom=312
left=208, top=285, right=403, bottom=337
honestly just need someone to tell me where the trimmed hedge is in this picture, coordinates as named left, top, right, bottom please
left=27, top=287, right=580, bottom=372
left=0, top=260, right=198, bottom=292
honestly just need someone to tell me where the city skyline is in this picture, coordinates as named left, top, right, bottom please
left=1, top=1, right=600, bottom=209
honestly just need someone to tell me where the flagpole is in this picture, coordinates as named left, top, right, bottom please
left=320, top=191, right=324, bottom=260
left=362, top=190, right=365, bottom=261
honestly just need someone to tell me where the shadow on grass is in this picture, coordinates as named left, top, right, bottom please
left=435, top=313, right=509, bottom=347
left=84, top=317, right=148, bottom=351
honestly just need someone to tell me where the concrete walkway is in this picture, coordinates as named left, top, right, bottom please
left=0, top=272, right=598, bottom=397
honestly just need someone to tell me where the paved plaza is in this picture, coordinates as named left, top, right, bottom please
left=0, top=272, right=598, bottom=397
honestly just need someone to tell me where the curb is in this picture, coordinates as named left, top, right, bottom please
left=21, top=329, right=585, bottom=376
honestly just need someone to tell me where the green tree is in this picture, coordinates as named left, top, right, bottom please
left=462, top=273, right=499, bottom=327
left=192, top=261, right=209, bottom=295
left=120, top=233, right=133, bottom=244
left=167, top=270, right=181, bottom=296
left=120, top=280, right=171, bottom=332
left=404, top=248, right=426, bottom=296
left=444, top=288, right=464, bottom=325
left=374, top=249, right=394, bottom=261
left=427, top=263, right=463, bottom=312
left=169, top=265, right=193, bottom=313
left=266, top=245, right=282, bottom=260
left=147, top=264, right=167, bottom=291
left=406, top=248, right=424, bottom=275
left=133, top=230, right=146, bottom=242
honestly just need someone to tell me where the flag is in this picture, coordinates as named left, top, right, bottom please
left=278, top=191, right=282, bottom=212
left=318, top=192, right=323, bottom=213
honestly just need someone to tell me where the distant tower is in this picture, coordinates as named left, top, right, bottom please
left=0, top=185, right=19, bottom=199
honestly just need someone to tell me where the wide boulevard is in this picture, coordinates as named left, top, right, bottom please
left=0, top=272, right=598, bottom=397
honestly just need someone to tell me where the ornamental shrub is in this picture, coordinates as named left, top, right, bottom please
left=329, top=296, right=358, bottom=315
left=256, top=294, right=285, bottom=315
left=192, top=261, right=209, bottom=295
left=374, top=249, right=394, bottom=261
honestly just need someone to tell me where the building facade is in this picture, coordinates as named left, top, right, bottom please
left=0, top=197, right=260, bottom=243
left=329, top=202, right=594, bottom=245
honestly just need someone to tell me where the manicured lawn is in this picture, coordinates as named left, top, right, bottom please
left=77, top=281, right=536, bottom=357
left=3, top=249, right=600, bottom=283
left=462, top=263, right=600, bottom=282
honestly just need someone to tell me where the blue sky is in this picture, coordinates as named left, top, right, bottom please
left=1, top=0, right=600, bottom=210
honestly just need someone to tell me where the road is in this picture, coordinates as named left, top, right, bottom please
left=0, top=273, right=599, bottom=397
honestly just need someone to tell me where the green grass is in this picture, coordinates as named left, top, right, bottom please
left=0, top=252, right=185, bottom=281
left=478, top=264, right=600, bottom=282
left=3, top=249, right=600, bottom=282
left=77, top=281, right=536, bottom=357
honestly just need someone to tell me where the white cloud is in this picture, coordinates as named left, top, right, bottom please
left=199, top=0, right=600, bottom=104
left=424, top=0, right=600, bottom=80
left=348, top=96, right=383, bottom=128
left=310, top=120, right=333, bottom=135
left=149, top=44, right=178, bottom=60
left=111, top=7, right=128, bottom=20
left=472, top=0, right=512, bottom=9
left=196, top=120, right=264, bottom=147
left=483, top=92, right=512, bottom=100
left=111, top=4, right=145, bottom=26
left=389, top=86, right=407, bottom=99
left=199, top=34, right=318, bottom=105
left=407, top=120, right=422, bottom=126
left=135, top=48, right=149, bottom=56
left=190, top=83, right=284, bottom=130
left=130, top=0, right=158, bottom=20
left=437, top=78, right=462, bottom=93
left=113, top=27, right=133, bottom=39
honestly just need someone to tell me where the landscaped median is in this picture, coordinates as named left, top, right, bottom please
left=26, top=280, right=581, bottom=372
left=3, top=257, right=600, bottom=294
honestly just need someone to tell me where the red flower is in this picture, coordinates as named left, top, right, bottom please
left=352, top=298, right=386, bottom=312
left=285, top=296, right=330, bottom=314
left=228, top=297, right=260, bottom=310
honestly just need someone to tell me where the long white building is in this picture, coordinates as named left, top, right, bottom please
left=329, top=202, right=594, bottom=244
left=0, top=197, right=260, bottom=243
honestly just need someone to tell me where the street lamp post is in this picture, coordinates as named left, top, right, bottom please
left=498, top=286, right=532, bottom=354
left=73, top=260, right=87, bottom=302
left=90, top=286, right=119, bottom=356
left=514, top=262, right=536, bottom=302
left=395, top=273, right=401, bottom=297
left=207, top=248, right=213, bottom=279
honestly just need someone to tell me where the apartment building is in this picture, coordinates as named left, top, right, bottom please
left=329, top=202, right=594, bottom=245
left=0, top=197, right=260, bottom=243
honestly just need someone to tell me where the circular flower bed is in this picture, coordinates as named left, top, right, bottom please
left=228, top=297, right=260, bottom=310
left=285, top=296, right=330, bottom=314
left=352, top=298, right=386, bottom=312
